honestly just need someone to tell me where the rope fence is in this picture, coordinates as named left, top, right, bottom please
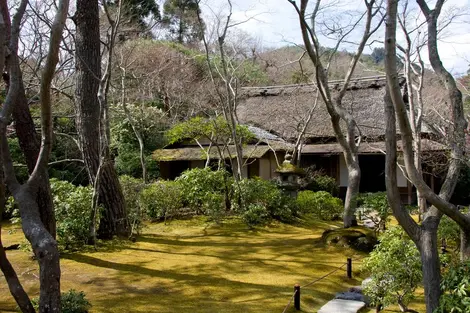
left=281, top=256, right=359, bottom=312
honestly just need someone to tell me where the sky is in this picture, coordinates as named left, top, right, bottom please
left=201, top=0, right=470, bottom=76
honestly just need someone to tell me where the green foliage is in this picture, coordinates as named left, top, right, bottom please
left=176, top=167, right=231, bottom=212
left=371, top=47, right=385, bottom=64
left=362, top=226, right=422, bottom=310
left=296, top=190, right=343, bottom=221
left=242, top=204, right=270, bottom=227
left=114, top=146, right=159, bottom=180
left=3, top=196, right=18, bottom=221
left=50, top=179, right=93, bottom=249
left=203, top=193, right=225, bottom=224
left=166, top=116, right=255, bottom=147
left=235, top=61, right=270, bottom=86
left=234, top=178, right=297, bottom=224
left=111, top=104, right=167, bottom=180
left=439, top=214, right=461, bottom=248
left=139, top=181, right=183, bottom=220
left=291, top=70, right=311, bottom=84
left=436, top=261, right=470, bottom=313
left=30, top=290, right=91, bottom=313
left=162, top=0, right=203, bottom=44
left=119, top=176, right=146, bottom=234
left=357, top=192, right=390, bottom=233
left=301, top=168, right=339, bottom=196
left=61, top=289, right=92, bottom=313
left=7, top=138, right=29, bottom=183
left=109, top=0, right=160, bottom=28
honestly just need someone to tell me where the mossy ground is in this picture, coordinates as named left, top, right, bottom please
left=1, top=217, right=424, bottom=312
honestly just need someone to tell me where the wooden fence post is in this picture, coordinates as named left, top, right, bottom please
left=294, top=284, right=300, bottom=310
left=347, top=258, right=352, bottom=279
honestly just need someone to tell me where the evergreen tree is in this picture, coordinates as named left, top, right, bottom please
left=108, top=0, right=160, bottom=29
left=162, top=0, right=204, bottom=44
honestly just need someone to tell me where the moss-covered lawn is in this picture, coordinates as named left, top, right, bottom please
left=0, top=217, right=423, bottom=312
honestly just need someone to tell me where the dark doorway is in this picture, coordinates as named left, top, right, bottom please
left=359, top=155, right=385, bottom=192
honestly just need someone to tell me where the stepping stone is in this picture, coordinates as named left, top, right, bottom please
left=318, top=299, right=366, bottom=313
left=335, top=291, right=370, bottom=305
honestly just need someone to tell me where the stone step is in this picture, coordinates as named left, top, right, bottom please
left=318, top=299, right=366, bottom=313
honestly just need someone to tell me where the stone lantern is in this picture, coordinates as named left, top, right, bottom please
left=275, top=153, right=304, bottom=197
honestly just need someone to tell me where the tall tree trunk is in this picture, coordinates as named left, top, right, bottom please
left=419, top=220, right=441, bottom=313
left=14, top=186, right=61, bottom=313
left=74, top=0, right=129, bottom=239
left=344, top=161, right=360, bottom=227
left=1, top=8, right=55, bottom=237
left=0, top=0, right=69, bottom=310
left=11, top=83, right=56, bottom=238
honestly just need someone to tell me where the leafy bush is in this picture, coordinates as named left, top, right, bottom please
left=436, top=261, right=470, bottom=313
left=119, top=176, right=146, bottom=234
left=3, top=196, right=18, bottom=221
left=50, top=179, right=93, bottom=249
left=176, top=168, right=231, bottom=212
left=242, top=204, right=270, bottom=227
left=203, top=193, right=225, bottom=224
left=139, top=180, right=183, bottom=220
left=61, top=289, right=92, bottom=313
left=301, top=167, right=339, bottom=196
left=31, top=290, right=91, bottom=313
left=234, top=178, right=297, bottom=224
left=362, top=227, right=422, bottom=312
left=357, top=192, right=390, bottom=232
left=296, top=190, right=343, bottom=221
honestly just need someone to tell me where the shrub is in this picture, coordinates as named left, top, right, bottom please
left=119, top=176, right=146, bottom=235
left=362, top=227, right=422, bottom=312
left=61, top=289, right=92, bottom=313
left=357, top=192, right=390, bottom=232
left=297, top=190, right=343, bottom=221
left=436, top=260, right=470, bottom=313
left=234, top=178, right=297, bottom=224
left=203, top=193, right=225, bottom=224
left=139, top=180, right=183, bottom=220
left=31, top=290, right=91, bottom=313
left=176, top=168, right=231, bottom=212
left=242, top=204, right=270, bottom=227
left=301, top=167, right=339, bottom=196
left=50, top=179, right=93, bottom=249
left=3, top=196, right=18, bottom=221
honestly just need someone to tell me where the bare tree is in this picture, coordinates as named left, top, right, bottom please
left=288, top=0, right=384, bottom=227
left=0, top=0, right=69, bottom=311
left=195, top=0, right=254, bottom=181
left=384, top=0, right=470, bottom=312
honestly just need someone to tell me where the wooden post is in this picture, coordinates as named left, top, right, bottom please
left=347, top=258, right=352, bottom=279
left=294, top=284, right=300, bottom=310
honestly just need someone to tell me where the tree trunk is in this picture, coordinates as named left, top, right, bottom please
left=344, top=161, right=360, bottom=227
left=97, top=162, right=129, bottom=238
left=418, top=222, right=441, bottom=313
left=0, top=227, right=35, bottom=313
left=460, top=221, right=470, bottom=261
left=74, top=0, right=129, bottom=239
left=15, top=186, right=61, bottom=313
left=3, top=58, right=56, bottom=239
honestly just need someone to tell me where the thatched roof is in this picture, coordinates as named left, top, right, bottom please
left=153, top=144, right=276, bottom=161
left=301, top=139, right=446, bottom=154
left=237, top=76, right=396, bottom=140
